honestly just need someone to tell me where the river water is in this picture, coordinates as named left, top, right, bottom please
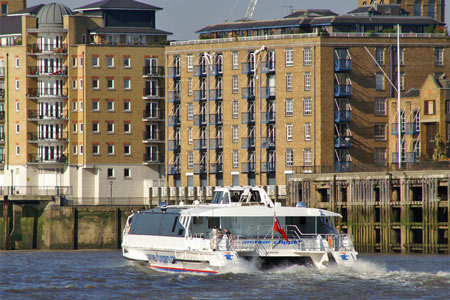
left=0, top=250, right=449, bottom=300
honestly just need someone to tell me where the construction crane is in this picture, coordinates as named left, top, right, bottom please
left=244, top=0, right=258, bottom=21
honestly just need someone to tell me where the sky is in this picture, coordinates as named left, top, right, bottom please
left=28, top=0, right=450, bottom=40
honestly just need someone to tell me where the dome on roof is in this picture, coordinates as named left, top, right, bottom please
left=37, top=3, right=73, bottom=28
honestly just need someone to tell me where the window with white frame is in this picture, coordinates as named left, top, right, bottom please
left=92, top=122, right=99, bottom=133
left=106, top=56, right=114, bottom=68
left=92, top=79, right=99, bottom=89
left=286, top=73, right=292, bottom=91
left=72, top=79, right=77, bottom=89
left=107, top=100, right=114, bottom=112
left=124, top=101, right=131, bottom=112
left=232, top=76, right=239, bottom=94
left=374, top=123, right=387, bottom=141
left=188, top=127, right=193, bottom=144
left=232, top=100, right=239, bottom=118
left=232, top=52, right=239, bottom=69
left=285, top=49, right=293, bottom=67
left=92, top=56, right=99, bottom=67
left=285, top=99, right=293, bottom=116
left=80, top=145, right=83, bottom=155
left=15, top=58, right=19, bottom=68
left=80, top=122, right=83, bottom=132
left=107, top=168, right=114, bottom=178
left=16, top=123, right=19, bottom=133
left=304, top=123, right=311, bottom=141
left=187, top=103, right=193, bottom=120
left=232, top=150, right=239, bottom=168
left=124, top=122, right=130, bottom=133
left=435, top=48, right=444, bottom=66
left=123, top=57, right=131, bottom=68
left=374, top=98, right=386, bottom=116
left=304, top=47, right=312, bottom=66
left=92, top=100, right=99, bottom=111
left=15, top=80, right=19, bottom=90
left=107, top=122, right=114, bottom=133
left=286, top=149, right=294, bottom=167
left=286, top=124, right=293, bottom=141
left=232, top=126, right=239, bottom=143
left=304, top=98, right=312, bottom=116
left=124, top=144, right=131, bottom=155
left=187, top=152, right=194, bottom=169
left=107, top=144, right=114, bottom=155
left=187, top=55, right=193, bottom=72
left=107, top=78, right=114, bottom=89
left=123, top=79, right=131, bottom=90
left=72, top=101, right=77, bottom=111
left=80, top=79, right=83, bottom=90
left=304, top=72, right=311, bottom=91
left=124, top=168, right=131, bottom=178
left=72, top=122, right=77, bottom=133
left=92, top=144, right=99, bottom=155
left=374, top=148, right=387, bottom=165
left=375, top=73, right=385, bottom=90
left=16, top=145, right=20, bottom=155
left=304, top=148, right=312, bottom=166
left=72, top=57, right=77, bottom=67
left=376, top=47, right=385, bottom=65
left=73, top=145, right=77, bottom=155
left=188, top=78, right=193, bottom=96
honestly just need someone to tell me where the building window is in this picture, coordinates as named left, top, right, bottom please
left=124, top=144, right=131, bottom=155
left=92, top=79, right=99, bottom=89
left=73, top=145, right=77, bottom=155
left=107, top=78, right=114, bottom=89
left=123, top=57, right=131, bottom=68
left=80, top=79, right=83, bottom=90
left=232, top=52, right=239, bottom=69
left=92, top=100, right=99, bottom=111
left=286, top=124, right=293, bottom=141
left=446, top=100, right=450, bottom=115
left=72, top=100, right=77, bottom=111
left=15, top=58, right=19, bottom=68
left=92, top=122, right=99, bottom=133
left=15, top=80, right=19, bottom=90
left=16, top=102, right=20, bottom=112
left=304, top=47, right=312, bottom=66
left=435, top=48, right=444, bottom=66
left=107, top=168, right=114, bottom=178
left=124, top=101, right=131, bottom=112
left=375, top=73, right=385, bottom=91
left=80, top=122, right=83, bottom=133
left=233, top=126, right=239, bottom=143
left=80, top=100, right=84, bottom=112
left=232, top=76, right=239, bottom=94
left=376, top=47, right=385, bottom=65
left=285, top=99, right=293, bottom=116
left=414, top=0, right=422, bottom=16
left=304, top=123, right=311, bottom=141
left=374, top=148, right=387, bottom=165
left=72, top=57, right=77, bottom=68
left=107, top=144, right=114, bottom=155
left=374, top=123, right=387, bottom=141
left=285, top=49, right=293, bottom=67
left=187, top=103, right=193, bottom=120
left=424, top=100, right=436, bottom=115
left=124, top=168, right=131, bottom=178
left=80, top=145, right=83, bottom=155
left=16, top=146, right=20, bottom=156
left=232, top=150, right=239, bottom=168
left=374, top=98, right=386, bottom=116
left=187, top=55, right=193, bottom=72
left=188, top=78, right=193, bottom=96
left=79, top=57, right=84, bottom=68
left=106, top=56, right=114, bottom=68
left=92, top=144, right=99, bottom=155
left=124, top=122, right=130, bottom=133
left=286, top=73, right=292, bottom=91
left=107, top=100, right=114, bottom=111
left=72, top=123, right=77, bottom=133
left=304, top=72, right=311, bottom=91
left=232, top=100, right=239, bottom=118
left=92, top=56, right=99, bottom=67
left=304, top=148, right=312, bottom=166
left=399, top=73, right=405, bottom=91
left=16, top=123, right=19, bottom=133
left=107, top=122, right=114, bottom=133
left=187, top=152, right=194, bottom=169
left=72, top=79, right=77, bottom=89
left=123, top=79, right=131, bottom=90
left=1, top=4, right=7, bottom=15
left=286, top=149, right=294, bottom=167
left=304, top=98, right=312, bottom=116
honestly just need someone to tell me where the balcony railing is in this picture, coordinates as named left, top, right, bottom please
left=194, top=139, right=208, bottom=150
left=0, top=111, right=4, bottom=121
left=406, top=123, right=419, bottom=135
left=210, top=163, right=223, bottom=174
left=194, top=90, right=207, bottom=101
left=241, top=87, right=256, bottom=99
left=0, top=154, right=4, bottom=163
left=27, top=110, right=68, bottom=120
left=260, top=111, right=276, bottom=123
left=143, top=131, right=162, bottom=142
left=241, top=62, right=255, bottom=74
left=0, top=67, right=4, bottom=77
left=143, top=87, right=164, bottom=99
left=209, top=138, right=223, bottom=150
left=143, top=66, right=164, bottom=77
left=261, top=137, right=276, bottom=149
left=167, top=91, right=181, bottom=103
left=194, top=114, right=207, bottom=126
left=209, top=89, right=223, bottom=101
left=143, top=109, right=163, bottom=120
left=194, top=163, right=208, bottom=174
left=27, top=44, right=68, bottom=54
left=168, top=115, right=180, bottom=127
left=335, top=161, right=352, bottom=172
left=209, top=64, right=223, bottom=76
left=194, top=65, right=207, bottom=77
left=241, top=162, right=256, bottom=173
left=27, top=66, right=67, bottom=76
left=334, top=85, right=352, bottom=97
left=334, top=59, right=352, bottom=72
left=168, top=164, right=181, bottom=175
left=261, top=162, right=276, bottom=173
left=0, top=132, right=5, bottom=142
left=0, top=89, right=4, bottom=100
left=143, top=152, right=161, bottom=164
left=334, top=136, right=353, bottom=148
left=261, top=61, right=276, bottom=73
left=209, top=113, right=223, bottom=125
left=392, top=152, right=417, bottom=164
left=241, top=137, right=256, bottom=149
left=167, top=67, right=180, bottom=78
left=27, top=88, right=68, bottom=98
left=28, top=131, right=68, bottom=142
left=334, top=110, right=352, bottom=122
left=28, top=154, right=67, bottom=164
left=167, top=140, right=181, bottom=151
left=241, top=112, right=256, bottom=124
left=260, top=87, right=276, bottom=99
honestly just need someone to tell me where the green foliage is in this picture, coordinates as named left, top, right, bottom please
left=382, top=28, right=396, bottom=33
left=425, top=25, right=435, bottom=34
left=432, top=132, right=446, bottom=160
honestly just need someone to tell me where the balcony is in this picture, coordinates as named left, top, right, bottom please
left=167, top=91, right=181, bottom=103
left=260, top=87, right=276, bottom=99
left=392, top=152, right=417, bottom=164
left=194, top=90, right=207, bottom=102
left=28, top=131, right=68, bottom=143
left=261, top=61, right=276, bottom=73
left=27, top=44, right=68, bottom=55
left=241, top=87, right=256, bottom=100
left=143, top=109, right=163, bottom=121
left=27, top=88, right=68, bottom=99
left=241, top=162, right=256, bottom=173
left=0, top=67, right=4, bottom=77
left=143, top=152, right=161, bottom=164
left=0, top=154, right=4, bottom=163
left=334, top=85, right=352, bottom=97
left=194, top=65, right=207, bottom=77
left=194, top=163, right=207, bottom=174
left=335, top=161, right=352, bottom=172
left=209, top=113, right=223, bottom=125
left=261, top=137, right=276, bottom=149
left=0, top=132, right=5, bottom=142
left=241, top=112, right=256, bottom=124
left=334, top=136, right=353, bottom=148
left=209, top=138, right=223, bottom=150
left=0, top=111, right=4, bottom=121
left=167, top=140, right=181, bottom=152
left=0, top=89, right=4, bottom=100
left=27, top=110, right=68, bottom=121
left=27, top=66, right=67, bottom=77
left=260, top=111, right=276, bottom=123
left=143, top=66, right=164, bottom=77
left=28, top=154, right=68, bottom=165
left=334, top=110, right=352, bottom=122
left=143, top=131, right=162, bottom=143
left=334, top=59, right=352, bottom=72
left=406, top=123, right=419, bottom=135
left=194, top=139, right=208, bottom=150
left=261, top=162, right=276, bottom=173
left=209, top=64, right=223, bottom=76
left=168, top=115, right=180, bottom=127
left=168, top=164, right=181, bottom=175
left=241, top=137, right=255, bottom=149
left=241, top=62, right=255, bottom=74
left=143, top=87, right=164, bottom=100
left=209, top=89, right=223, bottom=101
left=210, top=163, right=223, bottom=174
left=194, top=114, right=207, bottom=126
left=167, top=67, right=180, bottom=79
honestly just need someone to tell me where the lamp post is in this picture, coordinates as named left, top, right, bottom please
left=109, top=181, right=113, bottom=204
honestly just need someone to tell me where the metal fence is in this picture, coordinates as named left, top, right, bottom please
left=64, top=197, right=150, bottom=206
left=0, top=186, right=71, bottom=196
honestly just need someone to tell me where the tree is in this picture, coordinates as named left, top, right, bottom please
left=432, top=132, right=446, bottom=160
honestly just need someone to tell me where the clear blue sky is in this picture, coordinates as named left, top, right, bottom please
left=29, top=0, right=449, bottom=40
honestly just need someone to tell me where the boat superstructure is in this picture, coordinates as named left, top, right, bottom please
left=122, top=186, right=357, bottom=273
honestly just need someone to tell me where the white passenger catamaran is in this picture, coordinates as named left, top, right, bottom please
left=122, top=186, right=357, bottom=274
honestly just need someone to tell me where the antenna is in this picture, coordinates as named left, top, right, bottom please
left=283, top=5, right=294, bottom=15
left=244, top=0, right=258, bottom=21
left=225, top=0, right=240, bottom=22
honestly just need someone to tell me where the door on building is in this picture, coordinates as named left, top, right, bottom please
left=425, top=123, right=438, bottom=158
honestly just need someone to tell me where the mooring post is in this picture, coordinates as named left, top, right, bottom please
left=3, top=195, right=9, bottom=250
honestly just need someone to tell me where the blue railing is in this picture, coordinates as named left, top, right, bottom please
left=334, top=110, right=352, bottom=122
left=334, top=59, right=352, bottom=72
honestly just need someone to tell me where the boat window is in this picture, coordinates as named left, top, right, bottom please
left=171, top=216, right=179, bottom=232
left=211, top=191, right=223, bottom=204
left=223, top=192, right=230, bottom=204
left=250, top=191, right=260, bottom=203
left=208, top=217, right=220, bottom=229
left=230, top=191, right=241, bottom=202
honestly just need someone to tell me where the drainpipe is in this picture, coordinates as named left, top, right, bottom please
left=313, top=46, right=316, bottom=169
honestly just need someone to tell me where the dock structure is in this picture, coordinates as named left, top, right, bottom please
left=289, top=170, right=450, bottom=254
